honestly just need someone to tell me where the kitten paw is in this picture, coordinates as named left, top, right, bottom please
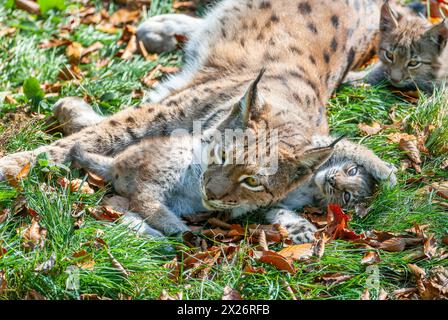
left=285, top=222, right=317, bottom=244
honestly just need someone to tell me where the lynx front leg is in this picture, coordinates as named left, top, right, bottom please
left=53, top=97, right=104, bottom=136
left=265, top=207, right=317, bottom=244
left=130, top=191, right=189, bottom=236
left=137, top=14, right=204, bottom=53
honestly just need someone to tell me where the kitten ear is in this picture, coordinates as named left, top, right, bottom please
left=297, top=135, right=345, bottom=172
left=423, top=20, right=448, bottom=53
left=380, top=1, right=399, bottom=33
left=231, top=68, right=266, bottom=127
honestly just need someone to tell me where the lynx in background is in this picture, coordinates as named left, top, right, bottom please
left=361, top=1, right=448, bottom=92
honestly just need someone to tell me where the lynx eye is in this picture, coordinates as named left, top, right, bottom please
left=407, top=60, right=421, bottom=69
left=347, top=166, right=358, bottom=176
left=238, top=175, right=264, bottom=191
left=384, top=50, right=394, bottom=62
left=343, top=191, right=351, bottom=204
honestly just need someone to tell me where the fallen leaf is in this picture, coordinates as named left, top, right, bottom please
left=423, top=234, right=437, bottom=259
left=358, top=122, right=382, bottom=136
left=106, top=250, right=129, bottom=278
left=22, top=218, right=47, bottom=250
left=110, top=8, right=140, bottom=26
left=15, top=0, right=40, bottom=15
left=58, top=177, right=94, bottom=194
left=80, top=294, right=112, bottom=300
left=159, top=290, right=183, bottom=300
left=34, top=252, right=56, bottom=273
left=66, top=42, right=84, bottom=65
left=315, top=273, right=353, bottom=286
left=87, top=206, right=124, bottom=222
left=0, top=270, right=6, bottom=294
left=278, top=243, right=313, bottom=261
left=378, top=288, right=388, bottom=300
left=378, top=237, right=421, bottom=252
left=222, top=286, right=243, bottom=300
left=252, top=250, right=296, bottom=274
left=360, top=251, right=381, bottom=265
left=87, top=171, right=105, bottom=188
left=25, top=289, right=46, bottom=300
left=360, top=288, right=370, bottom=300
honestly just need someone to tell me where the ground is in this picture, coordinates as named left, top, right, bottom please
left=0, top=0, right=447, bottom=300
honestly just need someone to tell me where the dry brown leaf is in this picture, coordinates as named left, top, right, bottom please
left=0, top=270, right=6, bottom=294
left=358, top=122, right=382, bottom=136
left=423, top=234, right=437, bottom=259
left=159, top=290, right=183, bottom=300
left=258, top=230, right=269, bottom=251
left=0, top=209, right=10, bottom=224
left=80, top=294, right=112, bottom=300
left=110, top=8, right=140, bottom=25
left=15, top=0, right=40, bottom=15
left=222, top=286, right=243, bottom=300
left=253, top=250, right=296, bottom=274
left=87, top=206, right=124, bottom=222
left=243, top=264, right=266, bottom=274
left=0, top=26, right=16, bottom=38
left=120, top=35, right=137, bottom=60
left=278, top=243, right=313, bottom=261
left=22, top=218, right=47, bottom=250
left=58, top=177, right=94, bottom=194
left=360, top=288, right=370, bottom=300
left=360, top=251, right=381, bottom=265
left=58, top=64, right=83, bottom=80
left=66, top=42, right=84, bottom=65
left=443, top=235, right=448, bottom=246
left=72, top=250, right=95, bottom=270
left=141, top=64, right=162, bottom=87
left=39, top=38, right=71, bottom=49
left=315, top=273, right=353, bottom=286
left=106, top=250, right=129, bottom=278
left=25, top=289, right=46, bottom=300
left=378, top=237, right=421, bottom=252
left=378, top=288, right=388, bottom=300
left=87, top=171, right=105, bottom=188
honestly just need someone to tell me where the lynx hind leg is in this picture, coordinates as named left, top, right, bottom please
left=136, top=14, right=203, bottom=54
left=266, top=207, right=317, bottom=244
left=53, top=97, right=104, bottom=136
left=130, top=191, right=189, bottom=236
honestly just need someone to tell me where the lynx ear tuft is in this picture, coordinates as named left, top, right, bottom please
left=380, top=1, right=399, bottom=33
left=231, top=68, right=266, bottom=126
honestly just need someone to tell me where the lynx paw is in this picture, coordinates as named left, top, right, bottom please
left=137, top=14, right=202, bottom=53
left=53, top=97, right=103, bottom=135
left=0, top=151, right=35, bottom=182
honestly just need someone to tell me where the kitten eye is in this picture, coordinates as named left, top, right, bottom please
left=347, top=166, right=358, bottom=176
left=239, top=175, right=264, bottom=191
left=407, top=60, right=421, bottom=69
left=343, top=191, right=351, bottom=204
left=384, top=50, right=394, bottom=62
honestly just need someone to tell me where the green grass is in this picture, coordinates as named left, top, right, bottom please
left=0, top=0, right=447, bottom=300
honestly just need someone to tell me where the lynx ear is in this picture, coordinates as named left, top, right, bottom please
left=231, top=68, right=266, bottom=127
left=423, top=20, right=448, bottom=53
left=380, top=1, right=399, bottom=33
